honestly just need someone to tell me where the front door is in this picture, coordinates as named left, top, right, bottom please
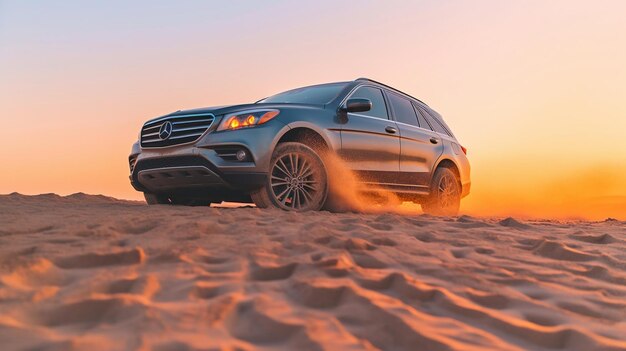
left=339, top=85, right=400, bottom=184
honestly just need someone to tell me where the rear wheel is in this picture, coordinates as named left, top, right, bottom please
left=251, top=142, right=328, bottom=211
left=421, top=167, right=461, bottom=216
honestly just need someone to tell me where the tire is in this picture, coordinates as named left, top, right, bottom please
left=144, top=193, right=170, bottom=205
left=421, top=167, right=461, bottom=216
left=251, top=142, right=328, bottom=211
left=144, top=193, right=211, bottom=206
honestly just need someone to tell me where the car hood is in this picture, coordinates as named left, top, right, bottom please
left=145, top=103, right=324, bottom=123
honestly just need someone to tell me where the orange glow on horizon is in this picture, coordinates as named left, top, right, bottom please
left=461, top=162, right=626, bottom=220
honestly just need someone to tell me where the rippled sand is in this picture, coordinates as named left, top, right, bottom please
left=0, top=193, right=625, bottom=350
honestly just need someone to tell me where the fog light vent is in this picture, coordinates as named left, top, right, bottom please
left=214, top=146, right=252, bottom=162
left=129, top=156, right=138, bottom=173
left=236, top=149, right=247, bottom=161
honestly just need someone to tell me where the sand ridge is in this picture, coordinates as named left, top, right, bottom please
left=0, top=193, right=625, bottom=350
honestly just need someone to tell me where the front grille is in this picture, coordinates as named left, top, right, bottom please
left=133, top=156, right=220, bottom=177
left=140, top=113, right=215, bottom=148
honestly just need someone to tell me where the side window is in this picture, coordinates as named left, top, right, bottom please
left=387, top=92, right=419, bottom=126
left=418, top=105, right=451, bottom=136
left=412, top=103, right=433, bottom=131
left=348, top=86, right=388, bottom=119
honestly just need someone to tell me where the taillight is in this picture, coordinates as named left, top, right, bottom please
left=460, top=145, right=467, bottom=155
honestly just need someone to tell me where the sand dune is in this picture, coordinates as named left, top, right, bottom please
left=0, top=193, right=625, bottom=350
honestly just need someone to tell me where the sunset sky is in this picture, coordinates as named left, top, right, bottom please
left=1, top=1, right=625, bottom=219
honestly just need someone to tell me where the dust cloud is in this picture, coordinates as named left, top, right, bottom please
left=322, top=153, right=418, bottom=215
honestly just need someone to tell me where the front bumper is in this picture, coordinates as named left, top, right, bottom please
left=129, top=120, right=289, bottom=198
left=129, top=154, right=267, bottom=195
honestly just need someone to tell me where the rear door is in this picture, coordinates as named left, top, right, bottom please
left=339, top=85, right=400, bottom=183
left=385, top=91, right=443, bottom=187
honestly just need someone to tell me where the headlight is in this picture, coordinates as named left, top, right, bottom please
left=216, top=109, right=280, bottom=131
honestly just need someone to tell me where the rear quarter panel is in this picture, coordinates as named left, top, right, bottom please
left=434, top=136, right=471, bottom=196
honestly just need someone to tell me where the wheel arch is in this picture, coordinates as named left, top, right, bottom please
left=430, top=158, right=463, bottom=192
left=276, top=125, right=332, bottom=155
left=434, top=158, right=460, bottom=179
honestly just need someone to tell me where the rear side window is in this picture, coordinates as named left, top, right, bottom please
left=416, top=105, right=451, bottom=136
left=412, top=103, right=433, bottom=131
left=348, top=86, right=388, bottom=119
left=387, top=92, right=419, bottom=126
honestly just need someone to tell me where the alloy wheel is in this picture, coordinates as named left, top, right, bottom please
left=437, top=173, right=459, bottom=210
left=270, top=152, right=321, bottom=210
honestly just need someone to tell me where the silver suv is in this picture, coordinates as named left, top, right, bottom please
left=129, top=78, right=470, bottom=215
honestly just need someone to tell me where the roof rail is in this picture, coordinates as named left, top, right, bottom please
left=355, top=77, right=428, bottom=106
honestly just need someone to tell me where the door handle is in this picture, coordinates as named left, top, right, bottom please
left=430, top=137, right=439, bottom=144
left=385, top=126, right=397, bottom=134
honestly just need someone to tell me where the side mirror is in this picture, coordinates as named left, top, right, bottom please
left=344, top=98, right=372, bottom=113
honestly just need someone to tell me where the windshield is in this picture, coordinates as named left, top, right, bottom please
left=258, top=82, right=348, bottom=104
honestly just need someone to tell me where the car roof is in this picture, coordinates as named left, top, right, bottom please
left=354, top=78, right=457, bottom=137
left=354, top=78, right=428, bottom=106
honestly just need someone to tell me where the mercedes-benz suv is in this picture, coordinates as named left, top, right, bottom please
left=128, top=78, right=470, bottom=215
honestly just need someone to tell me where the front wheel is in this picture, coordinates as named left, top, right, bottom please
left=421, top=167, right=461, bottom=216
left=251, top=142, right=328, bottom=211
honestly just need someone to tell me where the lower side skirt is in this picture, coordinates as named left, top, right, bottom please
left=358, top=182, right=430, bottom=202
